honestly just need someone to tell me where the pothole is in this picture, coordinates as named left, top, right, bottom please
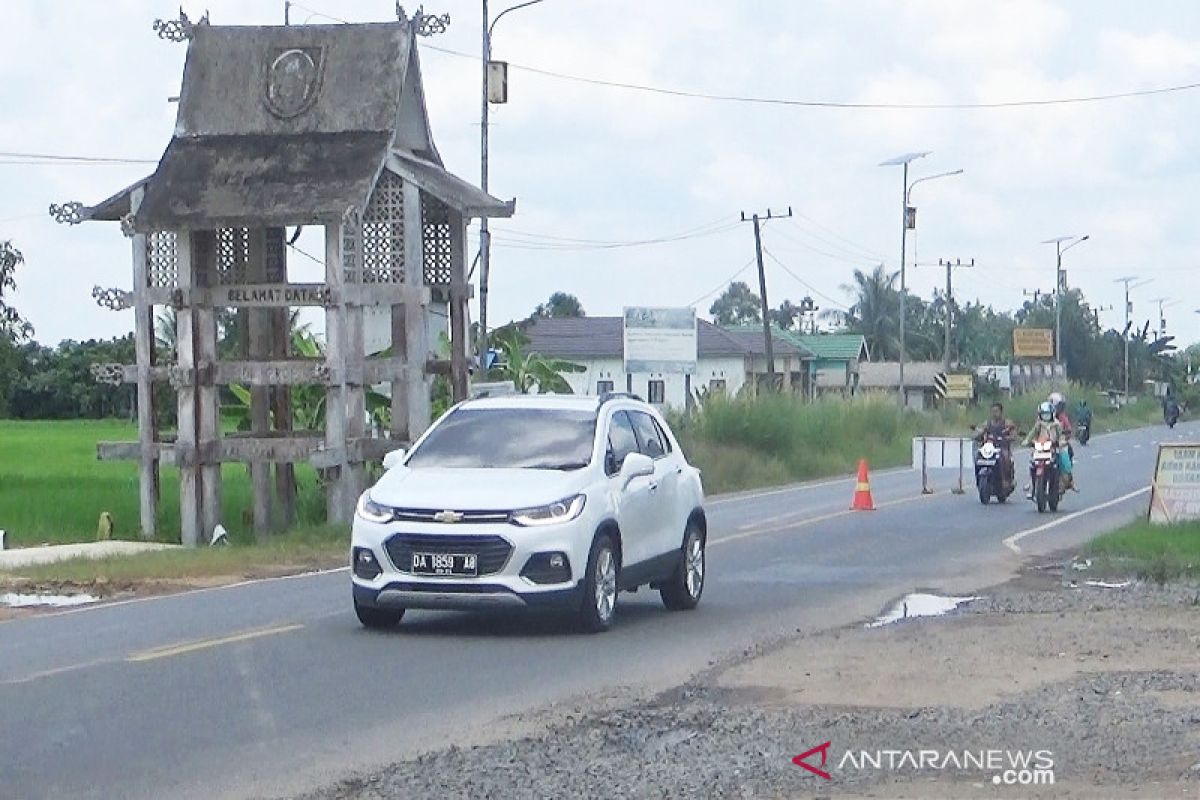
left=867, top=593, right=980, bottom=627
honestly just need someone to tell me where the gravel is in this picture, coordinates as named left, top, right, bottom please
left=304, top=579, right=1200, bottom=800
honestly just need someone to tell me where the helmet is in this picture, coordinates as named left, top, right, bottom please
left=1048, top=392, right=1065, bottom=407
left=1038, top=401, right=1055, bottom=421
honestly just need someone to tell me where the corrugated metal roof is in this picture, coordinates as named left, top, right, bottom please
left=858, top=361, right=944, bottom=388
left=524, top=317, right=806, bottom=360
left=792, top=334, right=869, bottom=361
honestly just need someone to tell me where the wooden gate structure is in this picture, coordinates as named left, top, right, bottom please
left=54, top=11, right=514, bottom=545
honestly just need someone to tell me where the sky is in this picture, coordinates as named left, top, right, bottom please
left=2, top=0, right=1200, bottom=350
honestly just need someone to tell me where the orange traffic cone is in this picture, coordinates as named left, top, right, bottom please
left=851, top=459, right=875, bottom=511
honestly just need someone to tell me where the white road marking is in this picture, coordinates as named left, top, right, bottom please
left=1133, top=444, right=1142, bottom=449
left=1002, top=486, right=1150, bottom=554
left=1113, top=449, right=1124, bottom=454
left=712, top=493, right=936, bottom=548
left=1091, top=454, right=1102, bottom=459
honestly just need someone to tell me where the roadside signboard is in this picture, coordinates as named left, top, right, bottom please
left=623, top=307, right=697, bottom=374
left=1013, top=328, right=1054, bottom=359
left=1148, top=443, right=1200, bottom=523
left=946, top=374, right=974, bottom=400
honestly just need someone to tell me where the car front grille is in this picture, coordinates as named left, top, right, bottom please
left=385, top=508, right=511, bottom=524
left=384, top=533, right=514, bottom=575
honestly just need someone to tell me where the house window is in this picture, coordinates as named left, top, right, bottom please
left=596, top=380, right=615, bottom=395
left=647, top=380, right=665, bottom=405
left=709, top=379, right=727, bottom=394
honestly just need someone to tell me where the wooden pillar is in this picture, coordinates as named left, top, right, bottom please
left=175, top=230, right=201, bottom=546
left=344, top=227, right=367, bottom=509
left=449, top=212, right=470, bottom=402
left=194, top=231, right=222, bottom=543
left=403, top=182, right=432, bottom=438
left=324, top=222, right=350, bottom=523
left=130, top=188, right=156, bottom=540
left=247, top=229, right=274, bottom=537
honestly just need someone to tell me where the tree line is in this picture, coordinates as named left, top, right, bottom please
left=709, top=264, right=1193, bottom=392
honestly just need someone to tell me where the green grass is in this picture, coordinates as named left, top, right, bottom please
left=1086, top=520, right=1200, bottom=583
left=672, top=385, right=1177, bottom=495
left=0, top=420, right=327, bottom=548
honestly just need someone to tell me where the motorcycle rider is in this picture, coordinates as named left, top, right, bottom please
left=974, top=402, right=1016, bottom=488
left=1164, top=391, right=1181, bottom=425
left=1076, top=399, right=1093, bottom=431
left=1023, top=401, right=1068, bottom=499
left=1048, top=391, right=1077, bottom=491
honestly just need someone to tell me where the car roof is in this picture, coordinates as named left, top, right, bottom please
left=457, top=394, right=658, bottom=416
left=458, top=395, right=602, bottom=412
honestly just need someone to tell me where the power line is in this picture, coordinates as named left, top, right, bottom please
left=761, top=246, right=849, bottom=310
left=0, top=151, right=157, bottom=165
left=764, top=223, right=887, bottom=267
left=420, top=42, right=1200, bottom=111
left=788, top=214, right=887, bottom=261
left=685, top=257, right=756, bottom=308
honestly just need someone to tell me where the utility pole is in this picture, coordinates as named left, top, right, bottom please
left=284, top=0, right=291, bottom=24
left=938, top=258, right=974, bottom=374
left=478, top=0, right=545, bottom=377
left=1115, top=276, right=1151, bottom=400
left=1150, top=297, right=1178, bottom=339
left=741, top=207, right=792, bottom=385
left=1042, top=235, right=1088, bottom=371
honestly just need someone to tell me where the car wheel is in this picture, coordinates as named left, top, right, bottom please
left=660, top=523, right=705, bottom=611
left=355, top=596, right=404, bottom=629
left=577, top=533, right=619, bottom=633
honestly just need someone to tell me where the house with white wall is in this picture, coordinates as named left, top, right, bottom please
left=524, top=317, right=812, bottom=408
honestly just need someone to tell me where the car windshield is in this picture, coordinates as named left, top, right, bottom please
left=405, top=407, right=597, bottom=470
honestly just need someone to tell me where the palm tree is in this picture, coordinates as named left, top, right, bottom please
left=823, top=264, right=902, bottom=360
left=491, top=326, right=585, bottom=393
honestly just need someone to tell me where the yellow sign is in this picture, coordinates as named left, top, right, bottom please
left=946, top=374, right=974, bottom=400
left=1013, top=328, right=1054, bottom=359
left=1149, top=443, right=1200, bottom=524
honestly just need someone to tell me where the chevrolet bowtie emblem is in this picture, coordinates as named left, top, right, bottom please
left=433, top=510, right=464, bottom=524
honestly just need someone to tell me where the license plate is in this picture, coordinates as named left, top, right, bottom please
left=411, top=552, right=478, bottom=577
left=976, top=459, right=996, bottom=467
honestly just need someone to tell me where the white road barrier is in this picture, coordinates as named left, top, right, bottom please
left=913, top=437, right=974, bottom=494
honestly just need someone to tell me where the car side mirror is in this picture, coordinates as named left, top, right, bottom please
left=382, top=448, right=407, bottom=470
left=620, top=452, right=654, bottom=488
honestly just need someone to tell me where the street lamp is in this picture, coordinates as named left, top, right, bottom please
left=479, top=0, right=544, bottom=374
left=1115, top=276, right=1153, bottom=400
left=880, top=152, right=963, bottom=403
left=1040, top=234, right=1089, bottom=370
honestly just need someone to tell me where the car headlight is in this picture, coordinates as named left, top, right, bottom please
left=355, top=492, right=394, bottom=524
left=510, top=494, right=587, bottom=527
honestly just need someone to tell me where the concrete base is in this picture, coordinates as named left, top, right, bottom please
left=0, top=541, right=179, bottom=570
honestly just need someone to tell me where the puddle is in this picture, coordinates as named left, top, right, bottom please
left=868, top=593, right=980, bottom=627
left=0, top=592, right=100, bottom=608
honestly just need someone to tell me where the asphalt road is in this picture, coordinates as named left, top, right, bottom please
left=2, top=421, right=1194, bottom=800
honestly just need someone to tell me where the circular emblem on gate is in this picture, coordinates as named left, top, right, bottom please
left=265, top=48, right=320, bottom=118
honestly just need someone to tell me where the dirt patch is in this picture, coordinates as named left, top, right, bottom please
left=718, top=606, right=1200, bottom=711
left=307, top=570, right=1200, bottom=800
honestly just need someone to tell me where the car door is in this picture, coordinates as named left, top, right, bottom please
left=605, top=410, right=658, bottom=568
left=628, top=410, right=682, bottom=558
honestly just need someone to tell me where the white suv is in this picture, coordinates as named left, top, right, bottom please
left=350, top=393, right=706, bottom=632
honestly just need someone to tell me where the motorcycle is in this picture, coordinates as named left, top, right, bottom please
left=1028, top=436, right=1062, bottom=513
left=975, top=435, right=1014, bottom=505
left=1166, top=406, right=1179, bottom=428
left=1076, top=421, right=1090, bottom=446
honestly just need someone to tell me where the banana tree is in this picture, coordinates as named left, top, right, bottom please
left=490, top=326, right=584, bottom=393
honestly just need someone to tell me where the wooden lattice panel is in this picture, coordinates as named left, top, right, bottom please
left=265, top=227, right=287, bottom=283
left=342, top=209, right=361, bottom=284
left=360, top=171, right=405, bottom=284
left=215, top=227, right=250, bottom=286
left=147, top=231, right=178, bottom=288
left=421, top=191, right=452, bottom=286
